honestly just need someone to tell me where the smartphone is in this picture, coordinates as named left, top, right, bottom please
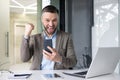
left=44, top=39, right=53, bottom=53
left=42, top=73, right=62, bottom=78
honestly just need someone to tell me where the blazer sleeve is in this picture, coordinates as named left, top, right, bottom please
left=55, top=32, right=77, bottom=69
left=61, top=34, right=77, bottom=68
left=20, top=36, right=34, bottom=62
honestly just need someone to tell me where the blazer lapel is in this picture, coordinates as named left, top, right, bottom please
left=39, top=32, right=44, bottom=63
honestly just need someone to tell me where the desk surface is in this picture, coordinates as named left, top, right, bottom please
left=0, top=70, right=120, bottom=80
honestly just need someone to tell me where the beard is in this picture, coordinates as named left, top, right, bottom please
left=44, top=26, right=56, bottom=35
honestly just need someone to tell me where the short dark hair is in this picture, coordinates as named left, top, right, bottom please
left=41, top=5, right=59, bottom=14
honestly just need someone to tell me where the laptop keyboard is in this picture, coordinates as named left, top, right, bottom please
left=63, top=70, right=88, bottom=78
left=74, top=71, right=88, bottom=75
left=63, top=72, right=86, bottom=78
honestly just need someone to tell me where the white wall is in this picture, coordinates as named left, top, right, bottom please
left=0, top=0, right=10, bottom=70
left=92, top=0, right=119, bottom=73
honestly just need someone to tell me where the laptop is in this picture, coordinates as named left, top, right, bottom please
left=63, top=47, right=120, bottom=79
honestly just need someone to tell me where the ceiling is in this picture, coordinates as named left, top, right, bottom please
left=10, top=0, right=37, bottom=14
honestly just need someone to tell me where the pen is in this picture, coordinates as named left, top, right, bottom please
left=14, top=74, right=31, bottom=77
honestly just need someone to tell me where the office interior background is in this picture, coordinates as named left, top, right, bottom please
left=0, top=0, right=119, bottom=73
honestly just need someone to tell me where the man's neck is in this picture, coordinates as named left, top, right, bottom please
left=44, top=30, right=57, bottom=38
left=45, top=31, right=53, bottom=38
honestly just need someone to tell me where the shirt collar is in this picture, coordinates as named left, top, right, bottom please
left=43, top=30, right=57, bottom=39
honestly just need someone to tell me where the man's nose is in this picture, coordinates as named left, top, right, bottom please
left=49, top=21, right=53, bottom=26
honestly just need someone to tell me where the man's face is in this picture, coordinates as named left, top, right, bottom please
left=41, top=12, right=58, bottom=35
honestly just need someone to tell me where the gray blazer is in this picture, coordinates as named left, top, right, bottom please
left=20, top=31, right=77, bottom=70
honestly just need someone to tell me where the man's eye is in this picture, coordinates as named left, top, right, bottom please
left=46, top=20, right=49, bottom=22
left=53, top=19, right=57, bottom=22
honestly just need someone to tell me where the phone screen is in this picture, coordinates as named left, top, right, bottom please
left=44, top=39, right=52, bottom=53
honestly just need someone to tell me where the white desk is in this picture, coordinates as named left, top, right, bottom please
left=0, top=70, right=120, bottom=80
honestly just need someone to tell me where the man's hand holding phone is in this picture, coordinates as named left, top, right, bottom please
left=44, top=39, right=53, bottom=53
left=43, top=40, right=62, bottom=63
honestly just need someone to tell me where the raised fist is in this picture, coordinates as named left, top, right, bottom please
left=24, top=23, right=34, bottom=37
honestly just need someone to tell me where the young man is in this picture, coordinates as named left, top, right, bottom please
left=21, top=5, right=77, bottom=70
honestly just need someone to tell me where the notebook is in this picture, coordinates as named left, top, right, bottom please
left=63, top=47, right=120, bottom=79
left=8, top=71, right=32, bottom=79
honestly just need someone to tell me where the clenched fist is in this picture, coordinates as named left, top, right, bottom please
left=24, top=23, right=34, bottom=37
